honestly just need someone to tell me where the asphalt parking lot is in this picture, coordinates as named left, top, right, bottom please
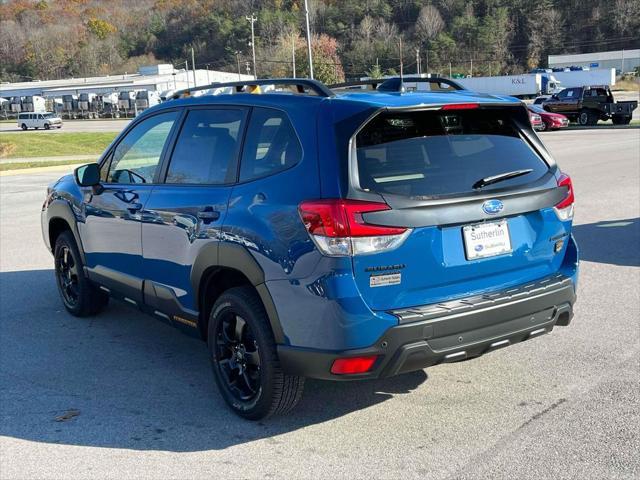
left=0, top=129, right=638, bottom=479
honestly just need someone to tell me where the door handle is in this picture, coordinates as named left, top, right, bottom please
left=197, top=209, right=221, bottom=223
left=127, top=202, right=143, bottom=212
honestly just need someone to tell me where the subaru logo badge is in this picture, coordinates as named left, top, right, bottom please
left=482, top=199, right=504, bottom=215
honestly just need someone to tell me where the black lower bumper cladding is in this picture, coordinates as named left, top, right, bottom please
left=278, top=274, right=576, bottom=380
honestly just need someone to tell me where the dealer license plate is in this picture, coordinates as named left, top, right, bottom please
left=463, top=220, right=512, bottom=260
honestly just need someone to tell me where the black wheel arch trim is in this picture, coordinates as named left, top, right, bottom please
left=45, top=199, right=86, bottom=264
left=191, top=242, right=286, bottom=344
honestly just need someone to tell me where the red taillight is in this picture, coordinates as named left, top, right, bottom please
left=555, top=173, right=574, bottom=209
left=331, top=355, right=379, bottom=375
left=441, top=103, right=480, bottom=110
left=298, top=199, right=406, bottom=237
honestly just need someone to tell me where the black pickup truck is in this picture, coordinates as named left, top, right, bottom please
left=542, top=85, right=637, bottom=125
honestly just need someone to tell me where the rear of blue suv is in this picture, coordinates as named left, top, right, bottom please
left=41, top=79, right=578, bottom=420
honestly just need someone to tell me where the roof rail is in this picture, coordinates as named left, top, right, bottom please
left=170, top=78, right=335, bottom=100
left=328, top=79, right=385, bottom=91
left=377, top=76, right=465, bottom=92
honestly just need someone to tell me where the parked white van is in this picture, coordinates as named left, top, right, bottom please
left=17, top=112, right=63, bottom=130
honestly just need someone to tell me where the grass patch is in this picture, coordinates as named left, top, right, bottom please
left=0, top=159, right=83, bottom=171
left=612, top=79, right=640, bottom=92
left=0, top=132, right=116, bottom=158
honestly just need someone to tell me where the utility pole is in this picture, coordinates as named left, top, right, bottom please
left=246, top=14, right=258, bottom=80
left=416, top=48, right=421, bottom=75
left=191, top=47, right=197, bottom=87
left=184, top=60, right=190, bottom=87
left=292, top=34, right=297, bottom=78
left=206, top=64, right=210, bottom=83
left=470, top=57, right=473, bottom=77
left=426, top=49, right=429, bottom=75
left=449, top=61, right=452, bottom=78
left=303, top=0, right=314, bottom=79
left=245, top=61, right=251, bottom=76
left=235, top=51, right=242, bottom=80
left=399, top=37, right=404, bottom=79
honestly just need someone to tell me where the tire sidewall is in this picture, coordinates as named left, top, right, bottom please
left=579, top=111, right=589, bottom=125
left=208, top=291, right=278, bottom=419
left=54, top=231, right=95, bottom=315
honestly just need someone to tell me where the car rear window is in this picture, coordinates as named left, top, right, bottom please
left=355, top=108, right=548, bottom=197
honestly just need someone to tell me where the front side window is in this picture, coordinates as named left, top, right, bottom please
left=355, top=108, right=548, bottom=198
left=239, top=108, right=302, bottom=182
left=165, top=109, right=245, bottom=184
left=106, top=111, right=178, bottom=184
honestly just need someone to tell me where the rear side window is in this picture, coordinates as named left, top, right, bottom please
left=166, top=108, right=245, bottom=184
left=239, top=108, right=302, bottom=182
left=355, top=108, right=548, bottom=197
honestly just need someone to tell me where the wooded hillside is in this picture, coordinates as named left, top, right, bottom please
left=1, top=0, right=638, bottom=83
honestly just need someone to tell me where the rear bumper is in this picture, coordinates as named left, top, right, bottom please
left=278, top=273, right=576, bottom=380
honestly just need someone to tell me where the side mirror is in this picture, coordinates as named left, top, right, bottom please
left=74, top=163, right=100, bottom=187
left=551, top=94, right=558, bottom=99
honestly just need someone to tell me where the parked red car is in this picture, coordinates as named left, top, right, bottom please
left=528, top=111, right=544, bottom=131
left=528, top=104, right=569, bottom=131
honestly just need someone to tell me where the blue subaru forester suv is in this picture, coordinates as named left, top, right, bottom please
left=41, top=78, right=578, bottom=419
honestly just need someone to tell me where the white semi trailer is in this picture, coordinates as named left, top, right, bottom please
left=454, top=74, right=562, bottom=98
left=550, top=68, right=616, bottom=88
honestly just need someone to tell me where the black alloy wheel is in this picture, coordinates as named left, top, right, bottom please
left=208, top=287, right=305, bottom=420
left=53, top=231, right=108, bottom=316
left=55, top=245, right=79, bottom=308
left=214, top=312, right=262, bottom=403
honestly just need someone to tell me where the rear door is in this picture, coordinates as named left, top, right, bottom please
left=349, top=105, right=570, bottom=311
left=141, top=107, right=248, bottom=320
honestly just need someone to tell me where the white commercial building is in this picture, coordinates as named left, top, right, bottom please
left=548, top=49, right=640, bottom=73
left=0, top=64, right=253, bottom=99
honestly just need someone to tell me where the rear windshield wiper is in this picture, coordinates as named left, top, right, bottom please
left=472, top=169, right=533, bottom=190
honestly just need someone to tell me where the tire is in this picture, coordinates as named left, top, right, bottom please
left=54, top=231, right=108, bottom=317
left=539, top=121, right=547, bottom=132
left=578, top=109, right=598, bottom=126
left=21, top=124, right=27, bottom=130
left=44, top=123, right=50, bottom=130
left=208, top=286, right=304, bottom=420
left=612, top=116, right=631, bottom=125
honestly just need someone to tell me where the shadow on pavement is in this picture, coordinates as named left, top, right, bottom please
left=0, top=269, right=427, bottom=452
left=572, top=217, right=639, bottom=267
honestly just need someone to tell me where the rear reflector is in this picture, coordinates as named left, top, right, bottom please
left=331, top=356, right=379, bottom=375
left=441, top=103, right=480, bottom=110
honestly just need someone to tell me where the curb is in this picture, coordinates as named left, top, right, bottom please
left=0, top=163, right=83, bottom=177
left=565, top=125, right=640, bottom=130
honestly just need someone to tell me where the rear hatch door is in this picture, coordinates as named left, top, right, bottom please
left=349, top=104, right=571, bottom=311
